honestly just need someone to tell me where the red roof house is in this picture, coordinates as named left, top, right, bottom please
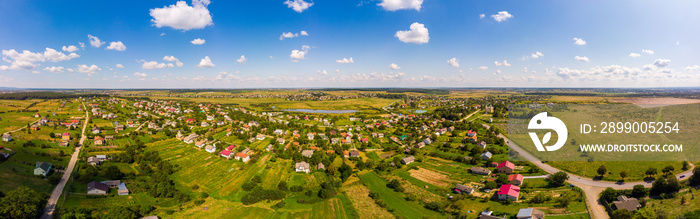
left=508, top=174, right=524, bottom=185
left=496, top=161, right=515, bottom=174
left=497, top=184, right=520, bottom=201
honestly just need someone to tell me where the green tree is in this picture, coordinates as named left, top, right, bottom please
left=666, top=177, right=680, bottom=194
left=105, top=206, right=139, bottom=219
left=650, top=177, right=667, bottom=196
left=612, top=209, right=634, bottom=219
left=645, top=168, right=657, bottom=178
left=597, top=165, right=607, bottom=177
left=338, top=162, right=353, bottom=182
left=548, top=171, right=569, bottom=186
left=690, top=167, right=700, bottom=186
left=619, top=171, right=627, bottom=181
left=103, top=165, right=124, bottom=180
left=683, top=161, right=690, bottom=171
left=662, top=165, right=675, bottom=176
left=0, top=186, right=45, bottom=219
left=277, top=181, right=288, bottom=191
left=635, top=208, right=656, bottom=219
left=631, top=184, right=647, bottom=198
left=600, top=187, right=618, bottom=202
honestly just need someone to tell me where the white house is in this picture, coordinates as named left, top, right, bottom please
left=295, top=161, right=310, bottom=173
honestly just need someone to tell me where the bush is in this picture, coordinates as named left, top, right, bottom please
left=48, top=174, right=62, bottom=185
left=290, top=185, right=304, bottom=192
left=274, top=201, right=285, bottom=208
left=424, top=202, right=444, bottom=213
left=194, top=199, right=205, bottom=205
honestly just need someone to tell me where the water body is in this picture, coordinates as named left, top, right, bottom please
left=284, top=109, right=358, bottom=114
left=412, top=110, right=428, bottom=114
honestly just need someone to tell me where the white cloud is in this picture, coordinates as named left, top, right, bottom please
left=629, top=53, right=641, bottom=58
left=336, top=57, right=354, bottom=64
left=574, top=56, right=589, bottom=62
left=142, top=60, right=170, bottom=69
left=236, top=55, right=247, bottom=64
left=150, top=0, right=213, bottom=31
left=478, top=66, right=488, bottom=70
left=573, top=38, right=586, bottom=46
left=79, top=42, right=85, bottom=49
left=160, top=33, right=166, bottom=36
left=318, top=70, right=328, bottom=75
left=191, top=38, right=206, bottom=45
left=284, top=0, right=313, bottom=13
left=395, top=22, right=429, bottom=44
left=163, top=56, right=183, bottom=67
left=44, top=66, right=65, bottom=73
left=642, top=49, right=654, bottom=55
left=686, top=65, right=700, bottom=71
left=88, top=34, right=105, bottom=47
left=290, top=45, right=310, bottom=61
left=116, top=64, right=124, bottom=68
left=134, top=72, right=148, bottom=80
left=197, top=56, right=215, bottom=68
left=43, top=48, right=79, bottom=62
left=300, top=31, right=308, bottom=36
left=76, top=64, right=101, bottom=74
left=530, top=51, right=544, bottom=59
left=106, top=41, right=126, bottom=51
left=653, top=59, right=670, bottom=67
left=446, top=58, right=459, bottom=67
left=494, top=60, right=511, bottom=66
left=378, top=0, right=423, bottom=11
left=491, top=11, right=513, bottom=22
left=676, top=41, right=680, bottom=46
left=62, top=45, right=79, bottom=52
left=479, top=14, right=485, bottom=19
left=279, top=31, right=309, bottom=40
left=389, top=63, right=400, bottom=70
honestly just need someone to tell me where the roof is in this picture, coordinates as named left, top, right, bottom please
left=497, top=161, right=515, bottom=170
left=349, top=150, right=360, bottom=156
left=517, top=208, right=544, bottom=219
left=87, top=181, right=109, bottom=192
left=36, top=162, right=52, bottom=172
left=509, top=174, right=524, bottom=182
left=497, top=184, right=520, bottom=197
left=295, top=161, right=310, bottom=169
left=118, top=183, right=128, bottom=190
left=402, top=156, right=415, bottom=163
left=63, top=132, right=70, bottom=136
left=96, top=155, right=107, bottom=159
left=455, top=184, right=473, bottom=193
left=613, top=196, right=641, bottom=211
left=236, top=152, right=248, bottom=158
left=220, top=150, right=231, bottom=156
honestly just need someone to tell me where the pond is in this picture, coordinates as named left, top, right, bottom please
left=412, top=110, right=428, bottom=114
left=283, top=109, right=358, bottom=114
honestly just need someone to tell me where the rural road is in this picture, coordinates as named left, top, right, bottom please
left=485, top=123, right=695, bottom=219
left=41, top=102, right=89, bottom=219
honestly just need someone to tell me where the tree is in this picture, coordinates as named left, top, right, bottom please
left=666, top=177, right=680, bottom=194
left=600, top=187, right=618, bottom=202
left=496, top=174, right=509, bottom=184
left=683, top=161, right=690, bottom=171
left=631, top=184, right=647, bottom=198
left=690, top=167, right=700, bottom=186
left=0, top=186, right=45, bottom=219
left=484, top=181, right=498, bottom=189
left=338, top=163, right=352, bottom=182
left=548, top=171, right=569, bottom=186
left=645, top=168, right=657, bottom=178
left=635, top=208, right=656, bottom=219
left=619, top=171, right=628, bottom=181
left=597, top=165, right=607, bottom=177
left=277, top=181, right=288, bottom=191
left=662, top=165, right=675, bottom=176
left=387, top=179, right=404, bottom=192
left=103, top=165, right=124, bottom=180
left=650, top=177, right=667, bottom=196
left=612, top=209, right=634, bottom=219
left=48, top=174, right=62, bottom=185
left=105, top=206, right=139, bottom=219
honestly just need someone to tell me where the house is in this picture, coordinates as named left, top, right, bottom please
left=423, top=138, right=432, bottom=145
left=195, top=140, right=205, bottom=148
left=94, top=136, right=104, bottom=146
left=105, top=136, right=114, bottom=141
left=401, top=156, right=415, bottom=165
left=301, top=150, right=314, bottom=158
left=62, top=132, right=70, bottom=141
left=2, top=133, right=11, bottom=142
left=96, top=155, right=107, bottom=161
left=101, top=180, right=121, bottom=188
left=277, top=138, right=286, bottom=145
left=317, top=163, right=325, bottom=170
left=30, top=125, right=39, bottom=131
left=496, top=161, right=515, bottom=174
left=613, top=196, right=641, bottom=212
left=414, top=142, right=425, bottom=149
left=470, top=167, right=491, bottom=175
left=349, top=150, right=360, bottom=158
left=87, top=156, right=101, bottom=166
left=481, top=151, right=492, bottom=160
left=477, top=141, right=487, bottom=149
left=453, top=184, right=474, bottom=194
left=256, top=134, right=266, bottom=140
left=205, top=145, right=216, bottom=153
left=87, top=181, right=109, bottom=195
left=516, top=208, right=545, bottom=219
left=235, top=153, right=250, bottom=163
left=266, top=144, right=274, bottom=152
left=466, top=130, right=477, bottom=142
left=183, top=133, right=199, bottom=144
left=118, top=183, right=130, bottom=195
left=91, top=126, right=101, bottom=134
left=274, top=129, right=284, bottom=135
left=295, top=161, right=310, bottom=173
left=509, top=174, right=524, bottom=185
left=34, top=162, right=52, bottom=177
left=115, top=125, right=125, bottom=131
left=479, top=210, right=506, bottom=219
left=497, top=184, right=520, bottom=201
left=220, top=150, right=232, bottom=159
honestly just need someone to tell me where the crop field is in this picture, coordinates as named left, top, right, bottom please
left=645, top=189, right=700, bottom=218
left=342, top=181, right=393, bottom=219
left=0, top=139, right=73, bottom=194
left=359, top=172, right=442, bottom=219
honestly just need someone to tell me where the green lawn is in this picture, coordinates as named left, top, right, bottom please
left=359, top=172, right=442, bottom=219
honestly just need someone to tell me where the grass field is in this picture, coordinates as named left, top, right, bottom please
left=359, top=172, right=442, bottom=219
left=644, top=189, right=700, bottom=217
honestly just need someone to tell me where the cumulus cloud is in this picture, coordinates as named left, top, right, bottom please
left=279, top=31, right=309, bottom=40
left=236, top=55, right=247, bottom=64
left=478, top=66, right=488, bottom=70
left=642, top=49, right=654, bottom=55
left=318, top=70, right=328, bottom=75
left=574, top=56, right=589, bottom=62
left=141, top=60, right=171, bottom=69
left=446, top=58, right=459, bottom=67
left=197, top=56, right=215, bottom=68
left=62, top=45, right=79, bottom=52
left=491, top=11, right=513, bottom=22
left=43, top=48, right=80, bottom=62
left=479, top=14, right=485, bottom=19
left=395, top=22, right=429, bottom=44
left=191, top=38, right=206, bottom=45
left=290, top=45, right=310, bottom=61
left=389, top=63, right=400, bottom=70
left=284, top=0, right=313, bottom=13
left=653, top=59, right=670, bottom=67
left=629, top=53, right=641, bottom=58
left=573, top=38, right=586, bottom=46
left=336, top=57, right=354, bottom=64
left=134, top=72, right=148, bottom=80
left=0, top=48, right=78, bottom=71
left=494, top=60, right=511, bottom=67
left=44, top=66, right=65, bottom=73
left=150, top=0, right=213, bottom=31
left=76, top=64, right=101, bottom=74
left=88, top=35, right=105, bottom=47
left=531, top=51, right=544, bottom=59
left=378, top=0, right=423, bottom=11
left=163, top=56, right=184, bottom=67
left=106, top=41, right=126, bottom=51
left=116, top=64, right=124, bottom=68
left=686, top=65, right=700, bottom=71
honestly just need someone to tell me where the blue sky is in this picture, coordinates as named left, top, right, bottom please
left=0, top=0, right=699, bottom=88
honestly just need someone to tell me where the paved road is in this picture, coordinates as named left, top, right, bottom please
left=41, top=102, right=89, bottom=219
left=484, top=123, right=695, bottom=219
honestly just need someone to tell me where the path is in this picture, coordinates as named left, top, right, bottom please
left=40, top=102, right=89, bottom=219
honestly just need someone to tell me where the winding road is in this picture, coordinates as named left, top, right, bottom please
left=486, top=123, right=695, bottom=219
left=40, top=102, right=89, bottom=219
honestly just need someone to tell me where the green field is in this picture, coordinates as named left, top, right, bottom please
left=359, top=172, right=442, bottom=219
